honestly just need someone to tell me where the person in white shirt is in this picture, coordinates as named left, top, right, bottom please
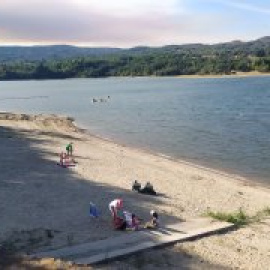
left=109, top=198, right=123, bottom=218
left=109, top=198, right=127, bottom=230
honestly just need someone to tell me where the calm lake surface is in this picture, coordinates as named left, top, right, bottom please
left=1, top=76, right=270, bottom=186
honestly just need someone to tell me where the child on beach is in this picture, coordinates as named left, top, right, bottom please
left=144, top=210, right=159, bottom=229
left=59, top=152, right=67, bottom=166
left=113, top=216, right=127, bottom=230
left=59, top=152, right=75, bottom=167
left=59, top=150, right=76, bottom=167
left=66, top=142, right=73, bottom=156
left=123, top=211, right=140, bottom=230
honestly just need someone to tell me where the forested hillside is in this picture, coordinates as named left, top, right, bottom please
left=0, top=37, right=270, bottom=80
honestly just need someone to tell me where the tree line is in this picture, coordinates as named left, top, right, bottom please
left=0, top=49, right=270, bottom=80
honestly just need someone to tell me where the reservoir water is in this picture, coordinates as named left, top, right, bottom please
left=0, top=76, right=270, bottom=186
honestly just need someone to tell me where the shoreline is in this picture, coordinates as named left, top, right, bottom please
left=1, top=110, right=269, bottom=191
left=1, top=71, right=270, bottom=82
left=77, top=118, right=270, bottom=192
left=175, top=71, right=270, bottom=79
left=1, top=112, right=270, bottom=269
left=98, top=71, right=270, bottom=79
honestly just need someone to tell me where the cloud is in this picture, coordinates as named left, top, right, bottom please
left=0, top=0, right=186, bottom=46
left=0, top=0, right=269, bottom=46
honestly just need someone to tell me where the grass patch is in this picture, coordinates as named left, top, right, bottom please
left=206, top=207, right=270, bottom=227
left=207, top=208, right=250, bottom=226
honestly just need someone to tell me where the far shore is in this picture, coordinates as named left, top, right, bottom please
left=174, top=71, right=270, bottom=79
left=0, top=112, right=269, bottom=269
left=1, top=71, right=270, bottom=82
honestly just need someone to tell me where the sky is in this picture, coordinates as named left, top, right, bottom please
left=0, top=0, right=270, bottom=47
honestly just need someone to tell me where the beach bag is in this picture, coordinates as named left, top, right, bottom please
left=89, top=202, right=100, bottom=218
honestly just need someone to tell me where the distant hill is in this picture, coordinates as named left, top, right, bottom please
left=0, top=36, right=270, bottom=62
left=0, top=45, right=122, bottom=62
left=0, top=36, right=269, bottom=80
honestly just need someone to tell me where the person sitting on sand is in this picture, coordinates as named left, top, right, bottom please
left=144, top=210, right=159, bottom=229
left=132, top=180, right=141, bottom=192
left=59, top=152, right=67, bottom=166
left=66, top=142, right=73, bottom=156
left=139, top=182, right=157, bottom=195
left=59, top=149, right=77, bottom=167
left=131, top=213, right=140, bottom=230
left=113, top=216, right=127, bottom=230
left=123, top=211, right=140, bottom=230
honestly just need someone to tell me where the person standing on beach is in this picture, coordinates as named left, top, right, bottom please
left=109, top=198, right=123, bottom=218
left=66, top=142, right=73, bottom=156
left=109, top=198, right=126, bottom=230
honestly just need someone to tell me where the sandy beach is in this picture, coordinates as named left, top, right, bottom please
left=0, top=112, right=269, bottom=269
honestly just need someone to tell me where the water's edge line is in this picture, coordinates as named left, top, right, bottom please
left=73, top=119, right=270, bottom=192
left=1, top=111, right=269, bottom=192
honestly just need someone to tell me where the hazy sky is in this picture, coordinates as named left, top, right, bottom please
left=0, top=0, right=269, bottom=47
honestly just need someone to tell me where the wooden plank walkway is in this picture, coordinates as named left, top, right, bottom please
left=30, top=218, right=234, bottom=265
